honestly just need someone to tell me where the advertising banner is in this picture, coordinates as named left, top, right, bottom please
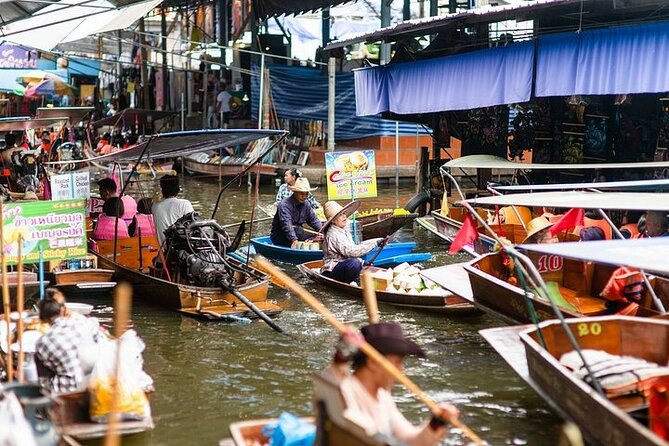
left=50, top=171, right=90, bottom=201
left=1, top=199, right=87, bottom=265
left=325, top=150, right=377, bottom=200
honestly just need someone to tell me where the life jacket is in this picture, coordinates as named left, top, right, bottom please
left=93, top=214, right=129, bottom=240
left=121, top=195, right=137, bottom=222
left=619, top=223, right=640, bottom=239
left=573, top=217, right=613, bottom=240
left=133, top=214, right=156, bottom=237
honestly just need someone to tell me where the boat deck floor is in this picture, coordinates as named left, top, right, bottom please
left=180, top=302, right=282, bottom=321
left=62, top=419, right=154, bottom=440
left=421, top=262, right=474, bottom=301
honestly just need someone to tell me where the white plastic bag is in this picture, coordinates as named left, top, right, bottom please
left=88, top=330, right=152, bottom=423
left=0, top=392, right=38, bottom=446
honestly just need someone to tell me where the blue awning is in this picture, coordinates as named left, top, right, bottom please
left=353, top=40, right=534, bottom=116
left=536, top=22, right=669, bottom=97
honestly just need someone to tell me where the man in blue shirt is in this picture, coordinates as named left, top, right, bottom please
left=271, top=177, right=323, bottom=247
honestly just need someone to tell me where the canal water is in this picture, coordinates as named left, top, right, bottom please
left=111, top=176, right=562, bottom=445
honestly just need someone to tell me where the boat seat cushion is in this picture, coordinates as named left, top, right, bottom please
left=560, top=349, right=669, bottom=399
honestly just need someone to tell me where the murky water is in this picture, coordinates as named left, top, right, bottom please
left=104, top=176, right=562, bottom=445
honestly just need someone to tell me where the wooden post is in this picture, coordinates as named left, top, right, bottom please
left=16, top=235, right=23, bottom=383
left=0, top=201, right=13, bottom=382
left=416, top=146, right=429, bottom=216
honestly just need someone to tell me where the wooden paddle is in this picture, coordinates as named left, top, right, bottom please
left=104, top=282, right=132, bottom=446
left=365, top=236, right=389, bottom=267
left=253, top=256, right=485, bottom=446
left=360, top=271, right=379, bottom=324
left=16, top=235, right=24, bottom=383
left=0, top=201, right=13, bottom=382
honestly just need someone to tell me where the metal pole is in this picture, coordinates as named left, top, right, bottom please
left=380, top=0, right=391, bottom=64
left=181, top=92, right=185, bottom=130
left=328, top=57, right=335, bottom=151
left=395, top=120, right=399, bottom=208
left=258, top=53, right=265, bottom=129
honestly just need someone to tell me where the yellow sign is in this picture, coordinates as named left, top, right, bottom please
left=325, top=150, right=377, bottom=200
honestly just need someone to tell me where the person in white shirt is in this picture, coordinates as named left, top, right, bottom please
left=152, top=175, right=194, bottom=246
left=216, top=84, right=232, bottom=129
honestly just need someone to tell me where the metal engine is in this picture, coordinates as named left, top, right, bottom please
left=11, top=150, right=41, bottom=192
left=163, top=212, right=236, bottom=288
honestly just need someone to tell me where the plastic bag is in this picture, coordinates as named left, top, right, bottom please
left=88, top=330, right=152, bottom=423
left=0, top=392, right=38, bottom=446
left=261, top=412, right=315, bottom=446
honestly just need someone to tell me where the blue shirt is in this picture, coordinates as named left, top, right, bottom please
left=275, top=183, right=320, bottom=209
left=271, top=195, right=323, bottom=246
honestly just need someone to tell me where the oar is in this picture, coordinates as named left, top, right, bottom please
left=219, top=281, right=284, bottom=333
left=365, top=236, right=390, bottom=267
left=253, top=256, right=485, bottom=446
left=104, top=282, right=132, bottom=446
left=360, top=271, right=379, bottom=324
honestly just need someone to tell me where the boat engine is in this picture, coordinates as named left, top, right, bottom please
left=163, top=213, right=236, bottom=288
left=11, top=149, right=41, bottom=192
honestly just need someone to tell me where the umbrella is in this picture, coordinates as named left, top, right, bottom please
left=16, top=70, right=78, bottom=96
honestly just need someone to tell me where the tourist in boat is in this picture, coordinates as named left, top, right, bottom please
left=579, top=226, right=606, bottom=241
left=643, top=211, right=669, bottom=237
left=93, top=197, right=129, bottom=240
left=332, top=322, right=459, bottom=445
left=619, top=210, right=644, bottom=239
left=97, top=177, right=137, bottom=223
left=129, top=197, right=156, bottom=237
left=152, top=174, right=194, bottom=246
left=321, top=200, right=382, bottom=284
left=270, top=177, right=322, bottom=247
left=522, top=216, right=558, bottom=244
left=275, top=168, right=321, bottom=209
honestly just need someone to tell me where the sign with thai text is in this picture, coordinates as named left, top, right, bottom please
left=1, top=199, right=87, bottom=265
left=0, top=43, right=37, bottom=68
left=325, top=150, right=377, bottom=200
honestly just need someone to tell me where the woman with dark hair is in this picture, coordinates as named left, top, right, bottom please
left=579, top=226, right=606, bottom=241
left=129, top=197, right=156, bottom=237
left=275, top=168, right=320, bottom=209
left=93, top=196, right=129, bottom=240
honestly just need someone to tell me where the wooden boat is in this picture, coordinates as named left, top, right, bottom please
left=51, top=268, right=116, bottom=295
left=90, top=235, right=281, bottom=321
left=465, top=236, right=669, bottom=324
left=298, top=260, right=480, bottom=315
left=481, top=316, right=669, bottom=446
left=184, top=153, right=277, bottom=178
left=355, top=211, right=418, bottom=240
left=249, top=236, right=430, bottom=266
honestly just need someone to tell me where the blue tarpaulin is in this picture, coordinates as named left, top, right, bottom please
left=251, top=64, right=426, bottom=141
left=536, top=22, right=669, bottom=97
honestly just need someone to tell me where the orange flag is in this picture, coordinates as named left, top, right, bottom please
left=549, top=208, right=585, bottom=236
left=449, top=214, right=479, bottom=255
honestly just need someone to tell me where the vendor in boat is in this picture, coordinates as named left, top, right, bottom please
left=152, top=174, right=194, bottom=246
left=329, top=322, right=459, bottom=446
left=93, top=197, right=129, bottom=240
left=643, top=211, right=669, bottom=237
left=270, top=177, right=323, bottom=247
left=321, top=200, right=382, bottom=284
left=275, top=168, right=320, bottom=209
left=97, top=177, right=137, bottom=223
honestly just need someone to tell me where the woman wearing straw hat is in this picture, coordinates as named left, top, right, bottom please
left=321, top=200, right=383, bottom=284
left=270, top=177, right=323, bottom=247
left=522, top=216, right=558, bottom=244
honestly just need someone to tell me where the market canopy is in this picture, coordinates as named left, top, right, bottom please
left=492, top=178, right=669, bottom=192
left=465, top=191, right=669, bottom=212
left=0, top=117, right=68, bottom=132
left=442, top=155, right=669, bottom=170
left=92, top=109, right=177, bottom=128
left=37, top=107, right=95, bottom=123
left=44, top=129, right=287, bottom=164
left=520, top=238, right=669, bottom=276
left=0, top=0, right=161, bottom=51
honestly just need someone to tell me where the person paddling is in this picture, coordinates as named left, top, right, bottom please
left=270, top=177, right=322, bottom=247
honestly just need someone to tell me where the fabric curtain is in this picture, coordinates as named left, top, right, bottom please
left=353, top=40, right=534, bottom=116
left=536, top=22, right=669, bottom=97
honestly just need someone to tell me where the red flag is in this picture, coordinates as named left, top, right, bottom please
left=550, top=208, right=585, bottom=236
left=449, top=214, right=479, bottom=255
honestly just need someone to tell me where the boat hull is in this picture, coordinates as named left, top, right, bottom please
left=357, top=213, right=417, bottom=240
left=184, top=157, right=276, bottom=177
left=298, top=260, right=479, bottom=315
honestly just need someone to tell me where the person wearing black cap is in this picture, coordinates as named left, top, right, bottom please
left=335, top=322, right=459, bottom=445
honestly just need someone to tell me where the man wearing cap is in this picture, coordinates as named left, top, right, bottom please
left=333, top=322, right=459, bottom=445
left=270, top=177, right=323, bottom=247
left=321, top=200, right=382, bottom=284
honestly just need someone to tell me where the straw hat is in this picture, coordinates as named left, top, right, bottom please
left=522, top=216, right=554, bottom=244
left=322, top=200, right=361, bottom=231
left=289, top=177, right=317, bottom=193
left=22, top=190, right=38, bottom=201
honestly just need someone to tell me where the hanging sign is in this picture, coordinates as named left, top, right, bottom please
left=1, top=199, right=87, bottom=265
left=325, top=150, right=377, bottom=200
left=50, top=171, right=90, bottom=201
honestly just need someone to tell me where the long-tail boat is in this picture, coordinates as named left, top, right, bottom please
left=482, top=316, right=669, bottom=446
left=297, top=260, right=479, bottom=315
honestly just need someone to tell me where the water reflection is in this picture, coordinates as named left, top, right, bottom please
left=111, top=177, right=561, bottom=445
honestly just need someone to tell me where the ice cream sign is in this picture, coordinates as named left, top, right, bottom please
left=325, top=150, right=377, bottom=200
left=1, top=199, right=87, bottom=265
